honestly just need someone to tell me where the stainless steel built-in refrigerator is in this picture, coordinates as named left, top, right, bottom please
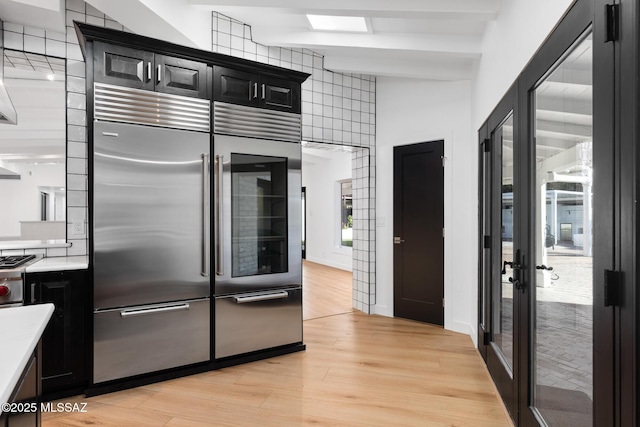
left=92, top=84, right=212, bottom=383
left=213, top=102, right=303, bottom=359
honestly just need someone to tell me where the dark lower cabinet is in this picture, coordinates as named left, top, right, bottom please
left=0, top=346, right=41, bottom=427
left=25, top=270, right=89, bottom=399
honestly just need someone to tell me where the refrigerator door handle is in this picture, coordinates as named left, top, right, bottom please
left=215, top=155, right=224, bottom=276
left=202, top=153, right=210, bottom=277
left=234, top=291, right=289, bottom=304
left=120, top=303, right=190, bottom=318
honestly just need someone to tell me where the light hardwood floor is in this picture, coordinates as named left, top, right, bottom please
left=43, top=262, right=512, bottom=427
left=302, top=260, right=354, bottom=320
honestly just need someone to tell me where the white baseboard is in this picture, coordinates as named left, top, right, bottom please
left=373, top=304, right=393, bottom=317
left=305, top=256, right=352, bottom=272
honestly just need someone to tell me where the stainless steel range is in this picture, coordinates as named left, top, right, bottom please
left=0, top=255, right=37, bottom=307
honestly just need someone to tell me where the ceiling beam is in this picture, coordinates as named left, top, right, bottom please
left=190, top=0, right=500, bottom=20
left=324, top=55, right=473, bottom=80
left=250, top=28, right=482, bottom=57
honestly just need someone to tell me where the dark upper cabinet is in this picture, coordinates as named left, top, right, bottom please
left=214, top=67, right=254, bottom=107
left=95, top=41, right=209, bottom=99
left=214, top=66, right=300, bottom=113
left=25, top=270, right=89, bottom=399
left=155, top=54, right=208, bottom=99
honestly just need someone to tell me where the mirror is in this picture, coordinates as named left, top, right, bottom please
left=0, top=49, right=66, bottom=241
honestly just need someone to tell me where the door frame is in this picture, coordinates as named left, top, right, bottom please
left=477, top=82, right=520, bottom=420
left=393, top=140, right=445, bottom=325
left=477, top=0, right=627, bottom=424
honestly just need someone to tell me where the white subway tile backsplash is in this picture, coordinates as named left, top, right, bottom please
left=66, top=0, right=85, bottom=13
left=4, top=22, right=24, bottom=33
left=86, top=15, right=105, bottom=27
left=24, top=35, right=46, bottom=54
left=25, top=26, right=45, bottom=37
left=46, top=39, right=66, bottom=57
left=66, top=10, right=86, bottom=26
left=231, top=21, right=243, bottom=37
left=68, top=141, right=87, bottom=158
left=4, top=30, right=24, bottom=50
left=231, top=35, right=243, bottom=51
left=66, top=43, right=83, bottom=61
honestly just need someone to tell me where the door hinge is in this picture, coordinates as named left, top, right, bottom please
left=604, top=269, right=620, bottom=306
left=483, top=331, right=490, bottom=346
left=442, top=298, right=445, bottom=308
left=605, top=4, right=620, bottom=43
left=483, top=235, right=491, bottom=249
left=442, top=227, right=445, bottom=238
left=483, top=138, right=491, bottom=153
left=441, top=155, right=446, bottom=167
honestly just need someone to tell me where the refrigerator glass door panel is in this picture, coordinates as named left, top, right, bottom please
left=94, top=121, right=210, bottom=310
left=214, top=135, right=301, bottom=295
left=94, top=298, right=210, bottom=383
left=215, top=287, right=302, bottom=359
left=231, top=153, right=288, bottom=277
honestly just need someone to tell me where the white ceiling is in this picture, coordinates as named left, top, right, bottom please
left=184, top=0, right=498, bottom=80
left=2, top=0, right=500, bottom=80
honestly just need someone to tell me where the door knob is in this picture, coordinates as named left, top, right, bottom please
left=393, top=237, right=405, bottom=244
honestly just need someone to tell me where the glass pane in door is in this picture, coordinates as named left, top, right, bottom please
left=532, top=31, right=592, bottom=426
left=231, top=153, right=288, bottom=277
left=493, top=114, right=514, bottom=371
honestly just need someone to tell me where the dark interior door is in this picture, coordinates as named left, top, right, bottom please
left=393, top=140, right=444, bottom=325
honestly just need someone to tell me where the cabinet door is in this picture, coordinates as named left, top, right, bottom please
left=213, top=66, right=256, bottom=107
left=155, top=55, right=209, bottom=99
left=27, top=270, right=88, bottom=396
left=259, top=76, right=300, bottom=113
left=94, top=41, right=154, bottom=90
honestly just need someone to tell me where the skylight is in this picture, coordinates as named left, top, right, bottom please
left=306, top=15, right=368, bottom=32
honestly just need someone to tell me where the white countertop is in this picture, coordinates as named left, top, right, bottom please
left=26, top=256, right=89, bottom=273
left=0, top=240, right=71, bottom=251
left=0, top=304, right=54, bottom=411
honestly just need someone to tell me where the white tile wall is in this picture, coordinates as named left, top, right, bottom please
left=1, top=4, right=377, bottom=313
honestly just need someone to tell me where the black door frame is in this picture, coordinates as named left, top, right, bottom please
left=477, top=0, right=631, bottom=424
left=478, top=82, right=520, bottom=420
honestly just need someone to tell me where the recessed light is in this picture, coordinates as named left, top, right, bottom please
left=306, top=15, right=368, bottom=32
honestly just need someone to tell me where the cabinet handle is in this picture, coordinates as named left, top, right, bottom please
left=253, top=82, right=258, bottom=99
left=30, top=283, right=36, bottom=304
left=261, top=83, right=266, bottom=100
left=146, top=62, right=152, bottom=82
left=157, top=64, right=161, bottom=84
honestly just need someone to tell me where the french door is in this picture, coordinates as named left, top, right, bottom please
left=478, top=0, right=629, bottom=425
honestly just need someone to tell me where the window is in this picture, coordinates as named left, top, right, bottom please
left=340, top=181, right=353, bottom=247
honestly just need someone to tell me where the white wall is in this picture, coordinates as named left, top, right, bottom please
left=375, top=0, right=576, bottom=343
left=0, top=163, right=65, bottom=238
left=471, top=0, right=575, bottom=129
left=375, top=79, right=472, bottom=336
left=302, top=147, right=353, bottom=271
